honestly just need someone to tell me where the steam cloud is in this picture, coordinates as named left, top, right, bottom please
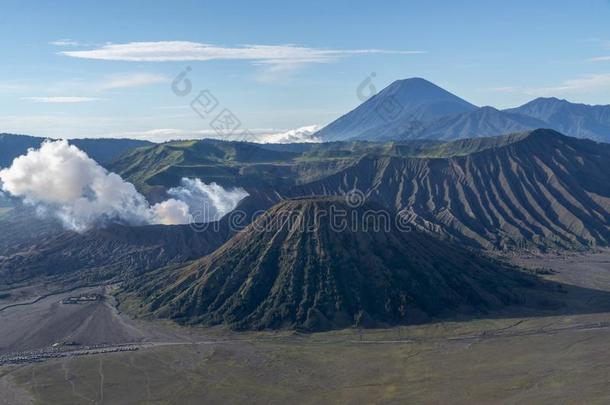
left=0, top=140, right=248, bottom=231
left=167, top=178, right=249, bottom=223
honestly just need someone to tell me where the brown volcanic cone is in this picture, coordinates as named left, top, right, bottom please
left=127, top=197, right=545, bottom=331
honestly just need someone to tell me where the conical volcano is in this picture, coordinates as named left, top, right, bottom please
left=127, top=197, right=544, bottom=331
left=315, top=77, right=477, bottom=141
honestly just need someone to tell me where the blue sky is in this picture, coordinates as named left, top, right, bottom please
left=1, top=0, right=610, bottom=141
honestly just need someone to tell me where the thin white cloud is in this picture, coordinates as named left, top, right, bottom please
left=105, top=128, right=254, bottom=142
left=99, top=73, right=168, bottom=90
left=50, top=39, right=81, bottom=47
left=586, top=40, right=610, bottom=61
left=254, top=125, right=321, bottom=143
left=60, top=41, right=425, bottom=67
left=488, top=74, right=610, bottom=97
left=152, top=105, right=190, bottom=110
left=534, top=73, right=610, bottom=94
left=105, top=125, right=320, bottom=143
left=21, top=96, right=102, bottom=104
left=110, top=128, right=192, bottom=141
left=589, top=56, right=610, bottom=62
left=0, top=114, right=186, bottom=140
left=253, top=61, right=311, bottom=83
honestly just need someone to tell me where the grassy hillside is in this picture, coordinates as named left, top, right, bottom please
left=110, top=134, right=532, bottom=193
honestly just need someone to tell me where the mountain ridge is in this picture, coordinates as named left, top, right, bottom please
left=506, top=97, right=610, bottom=141
left=290, top=130, right=610, bottom=250
left=109, top=129, right=610, bottom=251
left=396, top=106, right=549, bottom=141
left=0, top=133, right=152, bottom=168
left=315, top=78, right=610, bottom=142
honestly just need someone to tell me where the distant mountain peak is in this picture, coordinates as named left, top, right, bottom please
left=316, top=77, right=478, bottom=141
left=394, top=76, right=429, bottom=83
left=477, top=106, right=501, bottom=113
left=381, top=78, right=477, bottom=106
left=528, top=96, right=570, bottom=105
left=387, top=77, right=444, bottom=89
left=507, top=97, right=610, bottom=141
left=515, top=128, right=566, bottom=144
left=527, top=127, right=562, bottom=136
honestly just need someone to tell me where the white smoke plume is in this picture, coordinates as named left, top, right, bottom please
left=167, top=178, right=249, bottom=223
left=0, top=140, right=248, bottom=231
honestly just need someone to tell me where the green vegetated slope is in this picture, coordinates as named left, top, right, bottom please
left=111, top=139, right=306, bottom=194
left=110, top=132, right=530, bottom=192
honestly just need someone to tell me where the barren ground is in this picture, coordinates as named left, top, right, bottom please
left=1, top=250, right=610, bottom=404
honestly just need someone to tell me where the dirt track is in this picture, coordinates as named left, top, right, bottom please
left=0, top=286, right=190, bottom=356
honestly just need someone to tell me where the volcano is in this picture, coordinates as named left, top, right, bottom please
left=126, top=197, right=547, bottom=331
